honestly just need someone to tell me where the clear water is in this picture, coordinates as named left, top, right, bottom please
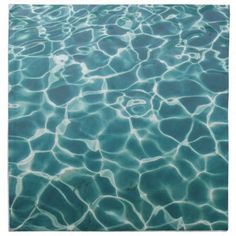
left=9, top=5, right=229, bottom=231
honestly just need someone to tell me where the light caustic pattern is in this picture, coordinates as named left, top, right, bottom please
left=9, top=5, right=229, bottom=231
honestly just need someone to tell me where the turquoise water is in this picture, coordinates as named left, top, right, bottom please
left=9, top=5, right=229, bottom=231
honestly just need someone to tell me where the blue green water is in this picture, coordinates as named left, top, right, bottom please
left=9, top=5, right=229, bottom=231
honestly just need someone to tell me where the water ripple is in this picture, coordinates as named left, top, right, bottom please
left=9, top=4, right=229, bottom=231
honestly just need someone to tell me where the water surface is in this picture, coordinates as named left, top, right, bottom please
left=9, top=4, right=229, bottom=231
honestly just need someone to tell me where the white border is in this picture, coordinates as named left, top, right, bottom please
left=1, top=0, right=236, bottom=235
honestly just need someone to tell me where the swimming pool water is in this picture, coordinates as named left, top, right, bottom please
left=9, top=5, right=229, bottom=231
